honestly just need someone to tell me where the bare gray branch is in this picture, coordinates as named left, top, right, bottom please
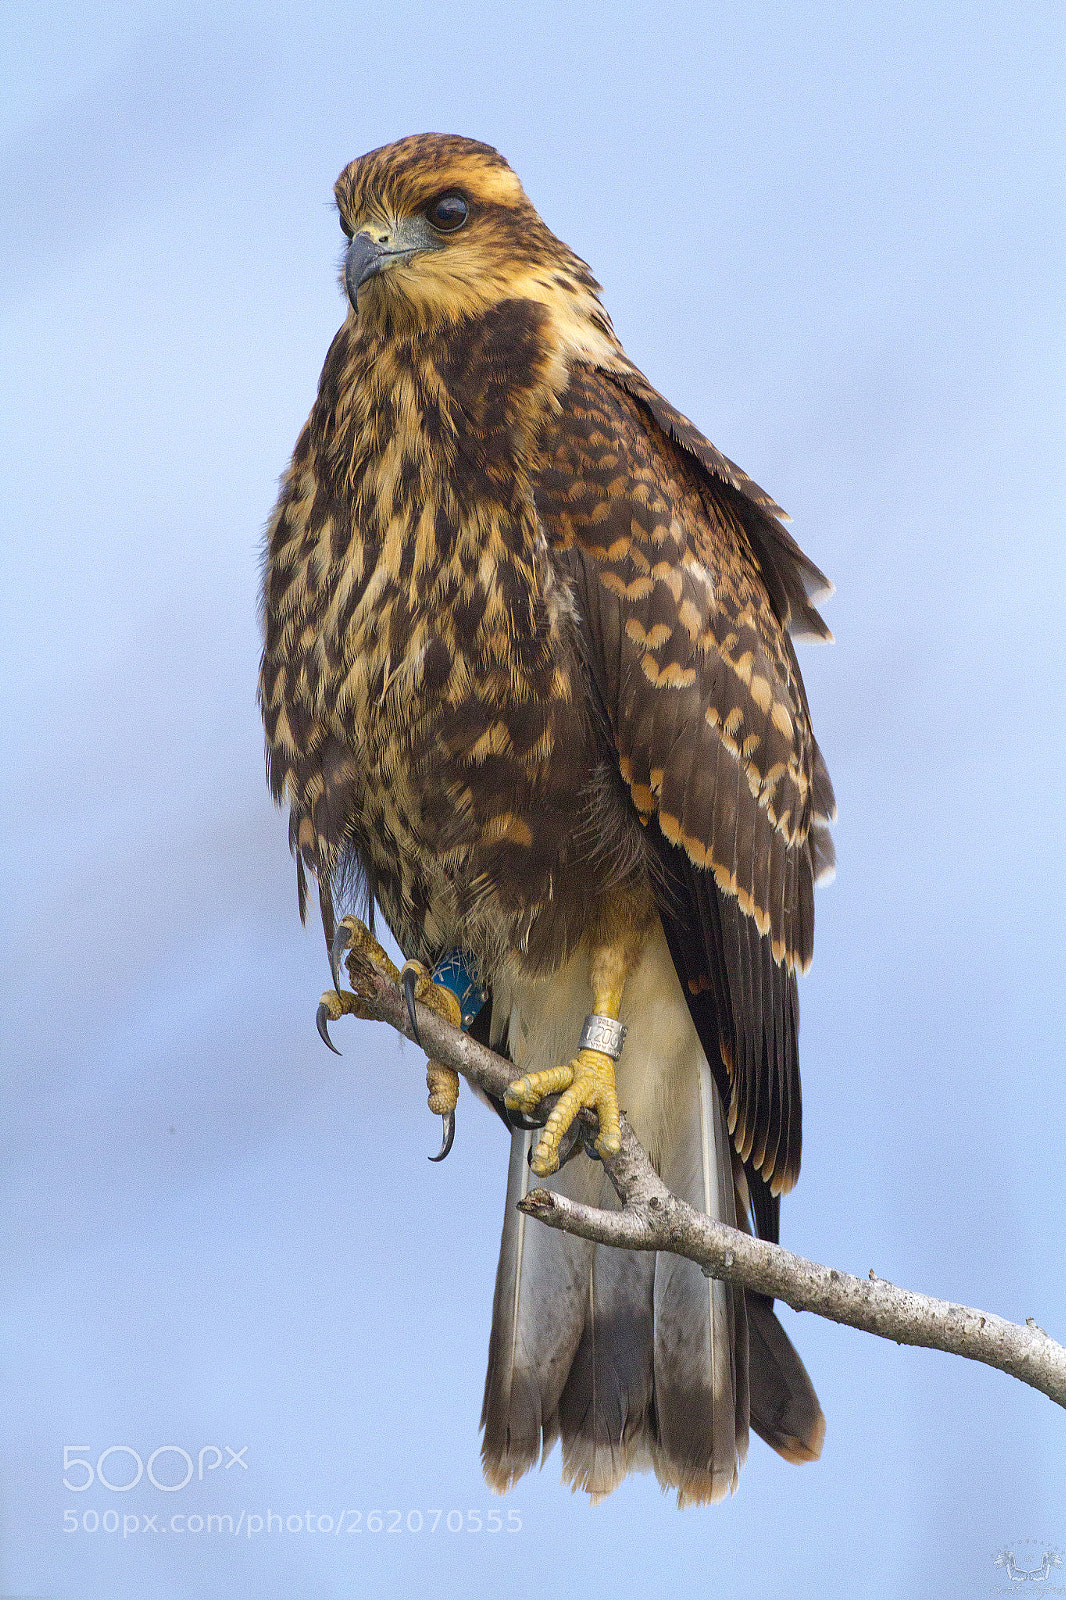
left=328, top=954, right=1066, bottom=1411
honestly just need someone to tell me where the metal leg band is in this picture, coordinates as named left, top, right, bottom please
left=578, top=1013, right=627, bottom=1059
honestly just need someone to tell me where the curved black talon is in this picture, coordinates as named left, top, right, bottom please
left=521, top=1118, right=597, bottom=1169
left=402, top=966, right=424, bottom=1050
left=316, top=1001, right=342, bottom=1055
left=330, top=920, right=352, bottom=996
left=554, top=1120, right=584, bottom=1170
left=428, top=1109, right=455, bottom=1162
left=508, top=1106, right=548, bottom=1132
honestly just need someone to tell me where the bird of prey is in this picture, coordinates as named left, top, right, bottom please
left=259, top=133, right=835, bottom=1505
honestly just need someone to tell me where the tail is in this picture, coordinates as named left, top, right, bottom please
left=480, top=925, right=823, bottom=1504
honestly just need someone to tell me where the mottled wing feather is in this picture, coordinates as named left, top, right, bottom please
left=537, top=364, right=834, bottom=1199
left=611, top=367, right=835, bottom=644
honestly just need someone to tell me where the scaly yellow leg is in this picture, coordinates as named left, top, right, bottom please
left=504, top=942, right=631, bottom=1177
left=316, top=915, right=398, bottom=1052
left=399, top=959, right=462, bottom=1162
left=317, top=923, right=463, bottom=1161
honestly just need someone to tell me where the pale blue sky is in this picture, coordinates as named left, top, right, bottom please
left=2, top=3, right=1064, bottom=1596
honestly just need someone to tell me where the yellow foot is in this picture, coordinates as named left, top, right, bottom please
left=426, top=1062, right=460, bottom=1162
left=399, top=961, right=463, bottom=1163
left=427, top=1061, right=460, bottom=1115
left=316, top=915, right=398, bottom=1054
left=398, top=959, right=463, bottom=1036
left=505, top=1047, right=621, bottom=1176
left=315, top=985, right=374, bottom=1053
left=331, top=915, right=400, bottom=994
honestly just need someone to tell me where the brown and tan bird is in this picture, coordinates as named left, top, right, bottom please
left=259, top=133, right=836, bottom=1505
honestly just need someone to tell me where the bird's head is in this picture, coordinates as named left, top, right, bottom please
left=334, top=133, right=608, bottom=338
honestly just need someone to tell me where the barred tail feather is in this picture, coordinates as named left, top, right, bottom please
left=480, top=1127, right=597, bottom=1492
left=557, top=1183, right=656, bottom=1499
left=650, top=1053, right=749, bottom=1504
left=746, top=1294, right=825, bottom=1464
left=480, top=924, right=821, bottom=1503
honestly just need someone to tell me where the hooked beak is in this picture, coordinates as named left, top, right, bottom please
left=343, top=215, right=445, bottom=312
left=344, top=232, right=387, bottom=311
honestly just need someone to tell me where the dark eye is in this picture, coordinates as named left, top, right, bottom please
left=338, top=214, right=353, bottom=239
left=426, top=192, right=468, bottom=233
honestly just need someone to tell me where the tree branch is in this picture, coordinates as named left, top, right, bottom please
left=326, top=947, right=1066, bottom=1411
